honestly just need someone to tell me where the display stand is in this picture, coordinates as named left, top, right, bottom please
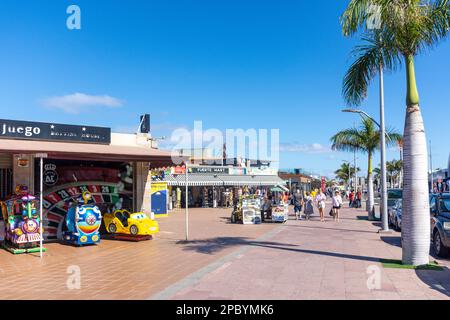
left=272, top=204, right=288, bottom=223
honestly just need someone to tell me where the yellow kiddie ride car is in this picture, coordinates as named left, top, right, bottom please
left=103, top=210, right=159, bottom=236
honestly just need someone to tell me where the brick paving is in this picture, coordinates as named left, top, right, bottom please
left=0, top=208, right=277, bottom=300
left=163, top=204, right=450, bottom=300
left=1, top=203, right=450, bottom=300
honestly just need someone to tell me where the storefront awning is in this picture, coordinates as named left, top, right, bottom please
left=219, top=175, right=286, bottom=187
left=0, top=138, right=176, bottom=165
left=165, top=173, right=224, bottom=186
left=165, top=174, right=286, bottom=187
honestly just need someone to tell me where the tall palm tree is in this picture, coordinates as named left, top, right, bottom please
left=334, top=162, right=360, bottom=186
left=387, top=159, right=403, bottom=187
left=331, top=119, right=402, bottom=220
left=341, top=0, right=450, bottom=265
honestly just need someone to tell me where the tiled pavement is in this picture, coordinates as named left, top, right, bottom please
left=0, top=208, right=277, bottom=300
left=164, top=204, right=450, bottom=300
left=1, top=204, right=450, bottom=300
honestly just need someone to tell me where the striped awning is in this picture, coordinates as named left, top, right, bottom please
left=164, top=174, right=286, bottom=187
left=165, top=174, right=224, bottom=186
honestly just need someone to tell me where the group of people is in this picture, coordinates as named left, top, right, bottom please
left=291, top=189, right=343, bottom=222
left=346, top=190, right=362, bottom=208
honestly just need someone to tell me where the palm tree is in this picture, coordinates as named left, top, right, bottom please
left=341, top=0, right=450, bottom=265
left=387, top=159, right=403, bottom=187
left=331, top=119, right=402, bottom=220
left=334, top=162, right=360, bottom=186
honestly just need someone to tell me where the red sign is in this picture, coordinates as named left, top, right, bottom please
left=321, top=177, right=326, bottom=192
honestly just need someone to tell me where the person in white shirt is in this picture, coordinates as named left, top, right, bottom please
left=315, top=191, right=327, bottom=222
left=332, top=191, right=344, bottom=222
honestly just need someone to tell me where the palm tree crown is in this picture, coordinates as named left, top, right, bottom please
left=331, top=118, right=402, bottom=156
left=341, top=0, right=450, bottom=106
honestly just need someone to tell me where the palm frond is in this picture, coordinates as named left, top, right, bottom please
left=343, top=31, right=402, bottom=106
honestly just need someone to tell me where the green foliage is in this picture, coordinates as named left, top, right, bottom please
left=341, top=0, right=450, bottom=106
left=330, top=118, right=402, bottom=155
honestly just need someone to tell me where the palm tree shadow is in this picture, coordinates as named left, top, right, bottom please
left=415, top=267, right=450, bottom=297
left=380, top=236, right=402, bottom=248
left=176, top=237, right=380, bottom=263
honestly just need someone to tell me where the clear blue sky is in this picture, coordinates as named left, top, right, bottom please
left=0, top=0, right=449, bottom=177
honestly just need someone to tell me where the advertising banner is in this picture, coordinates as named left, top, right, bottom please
left=151, top=182, right=168, bottom=216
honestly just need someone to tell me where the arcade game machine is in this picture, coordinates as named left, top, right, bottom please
left=1, top=185, right=46, bottom=254
left=63, top=191, right=102, bottom=246
left=102, top=209, right=159, bottom=241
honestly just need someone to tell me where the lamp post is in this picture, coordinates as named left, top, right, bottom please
left=185, top=162, right=189, bottom=241
left=342, top=108, right=389, bottom=231
left=429, top=140, right=434, bottom=193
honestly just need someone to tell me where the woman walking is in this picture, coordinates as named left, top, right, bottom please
left=332, top=191, right=343, bottom=222
left=304, top=192, right=314, bottom=220
left=315, top=190, right=326, bottom=222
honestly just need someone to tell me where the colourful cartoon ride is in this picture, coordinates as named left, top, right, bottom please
left=63, top=191, right=102, bottom=246
left=103, top=210, right=159, bottom=237
left=1, top=185, right=46, bottom=254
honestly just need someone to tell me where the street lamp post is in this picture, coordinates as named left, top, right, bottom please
left=378, top=64, right=390, bottom=232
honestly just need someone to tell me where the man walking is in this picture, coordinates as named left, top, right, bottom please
left=292, top=189, right=304, bottom=220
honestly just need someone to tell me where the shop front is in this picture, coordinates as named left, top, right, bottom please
left=157, top=165, right=286, bottom=209
left=0, top=118, right=174, bottom=242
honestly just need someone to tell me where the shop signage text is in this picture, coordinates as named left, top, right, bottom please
left=0, top=119, right=111, bottom=144
left=188, top=167, right=230, bottom=174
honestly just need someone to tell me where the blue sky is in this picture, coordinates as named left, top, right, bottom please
left=0, top=0, right=449, bottom=177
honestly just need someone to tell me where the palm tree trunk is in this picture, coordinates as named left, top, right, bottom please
left=367, top=152, right=375, bottom=220
left=402, top=54, right=430, bottom=266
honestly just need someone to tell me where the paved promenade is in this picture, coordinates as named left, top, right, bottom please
left=1, top=203, right=449, bottom=300
left=157, top=204, right=450, bottom=300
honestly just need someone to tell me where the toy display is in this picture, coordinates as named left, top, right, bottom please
left=63, top=191, right=102, bottom=246
left=272, top=204, right=289, bottom=223
left=0, top=185, right=46, bottom=254
left=103, top=209, right=159, bottom=240
left=231, top=196, right=262, bottom=225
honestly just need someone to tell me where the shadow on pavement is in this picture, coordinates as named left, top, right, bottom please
left=177, top=237, right=380, bottom=263
left=286, top=224, right=377, bottom=235
left=380, top=236, right=402, bottom=248
left=415, top=267, right=450, bottom=297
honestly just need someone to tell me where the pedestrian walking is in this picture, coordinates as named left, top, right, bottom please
left=349, top=190, right=354, bottom=208
left=315, top=190, right=327, bottom=222
left=292, top=189, right=304, bottom=220
left=332, top=191, right=343, bottom=222
left=304, top=192, right=314, bottom=220
left=356, top=190, right=362, bottom=208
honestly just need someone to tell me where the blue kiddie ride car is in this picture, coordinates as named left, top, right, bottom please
left=63, top=191, right=102, bottom=246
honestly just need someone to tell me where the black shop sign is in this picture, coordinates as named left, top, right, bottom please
left=0, top=119, right=111, bottom=144
left=188, top=167, right=230, bottom=174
